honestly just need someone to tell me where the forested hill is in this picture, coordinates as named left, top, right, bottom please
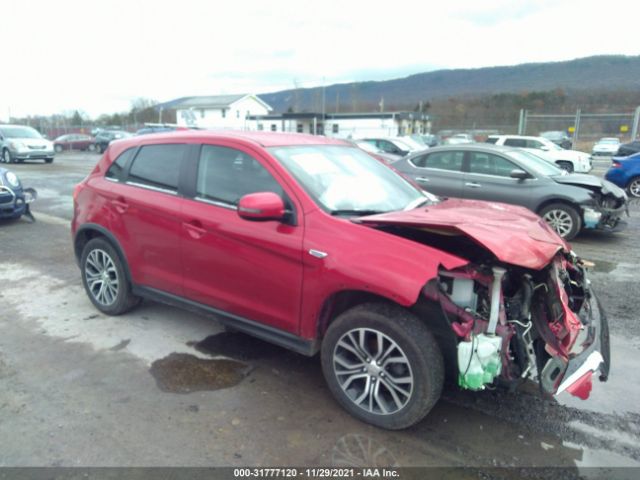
left=259, top=55, right=640, bottom=113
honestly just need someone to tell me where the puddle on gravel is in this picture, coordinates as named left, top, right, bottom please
left=187, top=331, right=285, bottom=361
left=149, top=352, right=250, bottom=393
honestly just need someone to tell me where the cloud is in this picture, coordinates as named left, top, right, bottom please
left=0, top=0, right=636, bottom=118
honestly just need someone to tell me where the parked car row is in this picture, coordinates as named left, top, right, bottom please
left=72, top=130, right=610, bottom=430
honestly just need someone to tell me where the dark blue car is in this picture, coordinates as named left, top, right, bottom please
left=0, top=167, right=36, bottom=220
left=605, top=152, right=640, bottom=198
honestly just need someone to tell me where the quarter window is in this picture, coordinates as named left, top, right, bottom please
left=412, top=151, right=464, bottom=171
left=468, top=152, right=518, bottom=177
left=196, top=145, right=283, bottom=206
left=105, top=147, right=136, bottom=181
left=127, top=144, right=187, bottom=192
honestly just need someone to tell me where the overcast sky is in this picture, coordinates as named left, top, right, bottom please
left=1, top=0, right=637, bottom=119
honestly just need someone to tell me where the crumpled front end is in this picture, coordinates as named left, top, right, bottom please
left=424, top=252, right=610, bottom=400
left=581, top=185, right=628, bottom=232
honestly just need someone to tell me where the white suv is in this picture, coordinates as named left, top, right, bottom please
left=486, top=135, right=592, bottom=173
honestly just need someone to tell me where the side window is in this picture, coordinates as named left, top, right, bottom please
left=412, top=151, right=464, bottom=171
left=503, top=138, right=527, bottom=148
left=105, top=147, right=136, bottom=181
left=485, top=137, right=498, bottom=144
left=127, top=144, right=187, bottom=192
left=468, top=152, right=518, bottom=177
left=196, top=145, right=283, bottom=206
left=526, top=140, right=543, bottom=149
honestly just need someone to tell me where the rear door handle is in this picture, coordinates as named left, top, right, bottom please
left=183, top=221, right=206, bottom=239
left=465, top=182, right=482, bottom=188
left=111, top=198, right=129, bottom=213
left=416, top=176, right=430, bottom=182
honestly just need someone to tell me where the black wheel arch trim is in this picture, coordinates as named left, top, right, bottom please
left=74, top=223, right=133, bottom=284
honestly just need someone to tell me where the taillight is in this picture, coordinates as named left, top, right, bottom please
left=611, top=161, right=622, bottom=168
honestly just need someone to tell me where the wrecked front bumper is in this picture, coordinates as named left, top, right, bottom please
left=582, top=202, right=628, bottom=232
left=546, top=291, right=610, bottom=399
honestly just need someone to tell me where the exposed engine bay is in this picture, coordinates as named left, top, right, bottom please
left=422, top=253, right=610, bottom=399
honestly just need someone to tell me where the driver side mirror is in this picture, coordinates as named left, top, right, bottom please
left=237, top=192, right=286, bottom=221
left=510, top=169, right=531, bottom=180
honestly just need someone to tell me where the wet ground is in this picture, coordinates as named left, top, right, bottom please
left=0, top=153, right=639, bottom=474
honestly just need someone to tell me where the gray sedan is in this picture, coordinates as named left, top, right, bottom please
left=392, top=144, right=628, bottom=240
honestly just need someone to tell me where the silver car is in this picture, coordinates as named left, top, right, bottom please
left=392, top=144, right=628, bottom=240
left=0, top=124, right=55, bottom=164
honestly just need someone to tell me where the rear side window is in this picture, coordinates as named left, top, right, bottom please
left=105, top=148, right=136, bottom=181
left=484, top=137, right=498, bottom=144
left=411, top=151, right=464, bottom=171
left=503, top=138, right=527, bottom=148
left=127, top=144, right=187, bottom=192
left=196, top=145, right=283, bottom=206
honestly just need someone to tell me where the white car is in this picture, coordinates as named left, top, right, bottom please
left=446, top=133, right=474, bottom=144
left=486, top=135, right=592, bottom=173
left=592, top=137, right=621, bottom=157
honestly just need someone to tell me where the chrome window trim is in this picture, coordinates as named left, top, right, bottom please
left=125, top=181, right=178, bottom=196
left=194, top=196, right=237, bottom=211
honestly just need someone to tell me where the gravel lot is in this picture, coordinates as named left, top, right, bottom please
left=1, top=152, right=639, bottom=474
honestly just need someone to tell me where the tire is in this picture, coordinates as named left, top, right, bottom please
left=96, top=144, right=104, bottom=154
left=556, top=161, right=574, bottom=173
left=3, top=149, right=14, bottom=164
left=80, top=237, right=140, bottom=315
left=626, top=177, right=640, bottom=198
left=88, top=144, right=96, bottom=152
left=539, top=203, right=581, bottom=240
left=321, top=303, right=444, bottom=430
left=54, top=144, right=64, bottom=153
left=45, top=157, right=54, bottom=164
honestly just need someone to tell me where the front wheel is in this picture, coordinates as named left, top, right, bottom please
left=45, top=157, right=54, bottom=164
left=539, top=203, right=581, bottom=240
left=626, top=177, right=640, bottom=198
left=2, top=149, right=13, bottom=164
left=321, top=303, right=444, bottom=430
left=80, top=238, right=140, bottom=315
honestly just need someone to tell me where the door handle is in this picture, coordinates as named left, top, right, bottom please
left=111, top=198, right=129, bottom=213
left=465, top=182, right=482, bottom=188
left=416, top=176, right=430, bottom=182
left=183, top=221, right=206, bottom=239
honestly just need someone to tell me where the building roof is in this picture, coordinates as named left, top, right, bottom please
left=248, top=111, right=430, bottom=121
left=159, top=94, right=272, bottom=111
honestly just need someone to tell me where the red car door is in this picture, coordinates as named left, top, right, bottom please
left=181, top=142, right=304, bottom=334
left=105, top=144, right=189, bottom=296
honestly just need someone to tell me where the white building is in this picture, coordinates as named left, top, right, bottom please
left=248, top=112, right=431, bottom=138
left=171, top=94, right=272, bottom=129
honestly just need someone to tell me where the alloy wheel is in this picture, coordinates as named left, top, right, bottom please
left=543, top=209, right=574, bottom=237
left=84, top=249, right=119, bottom=306
left=332, top=328, right=414, bottom=415
left=629, top=179, right=640, bottom=198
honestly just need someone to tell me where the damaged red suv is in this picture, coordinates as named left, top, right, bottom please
left=72, top=131, right=610, bottom=429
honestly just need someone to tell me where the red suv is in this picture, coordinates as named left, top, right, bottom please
left=72, top=131, right=610, bottom=429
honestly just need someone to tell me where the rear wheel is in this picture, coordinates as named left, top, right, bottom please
left=539, top=203, right=581, bottom=240
left=45, top=157, right=54, bottom=164
left=80, top=237, right=140, bottom=315
left=321, top=303, right=444, bottom=429
left=626, top=177, right=640, bottom=198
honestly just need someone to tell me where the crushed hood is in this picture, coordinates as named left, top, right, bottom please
left=355, top=199, right=569, bottom=270
left=552, top=173, right=627, bottom=198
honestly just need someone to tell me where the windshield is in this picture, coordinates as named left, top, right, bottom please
left=509, top=150, right=565, bottom=176
left=269, top=145, right=427, bottom=215
left=1, top=126, right=42, bottom=139
left=599, top=138, right=619, bottom=144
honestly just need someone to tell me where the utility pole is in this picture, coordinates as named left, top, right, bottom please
left=632, top=105, right=640, bottom=141
left=574, top=109, right=582, bottom=144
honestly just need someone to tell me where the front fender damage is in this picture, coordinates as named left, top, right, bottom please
left=423, top=253, right=610, bottom=400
